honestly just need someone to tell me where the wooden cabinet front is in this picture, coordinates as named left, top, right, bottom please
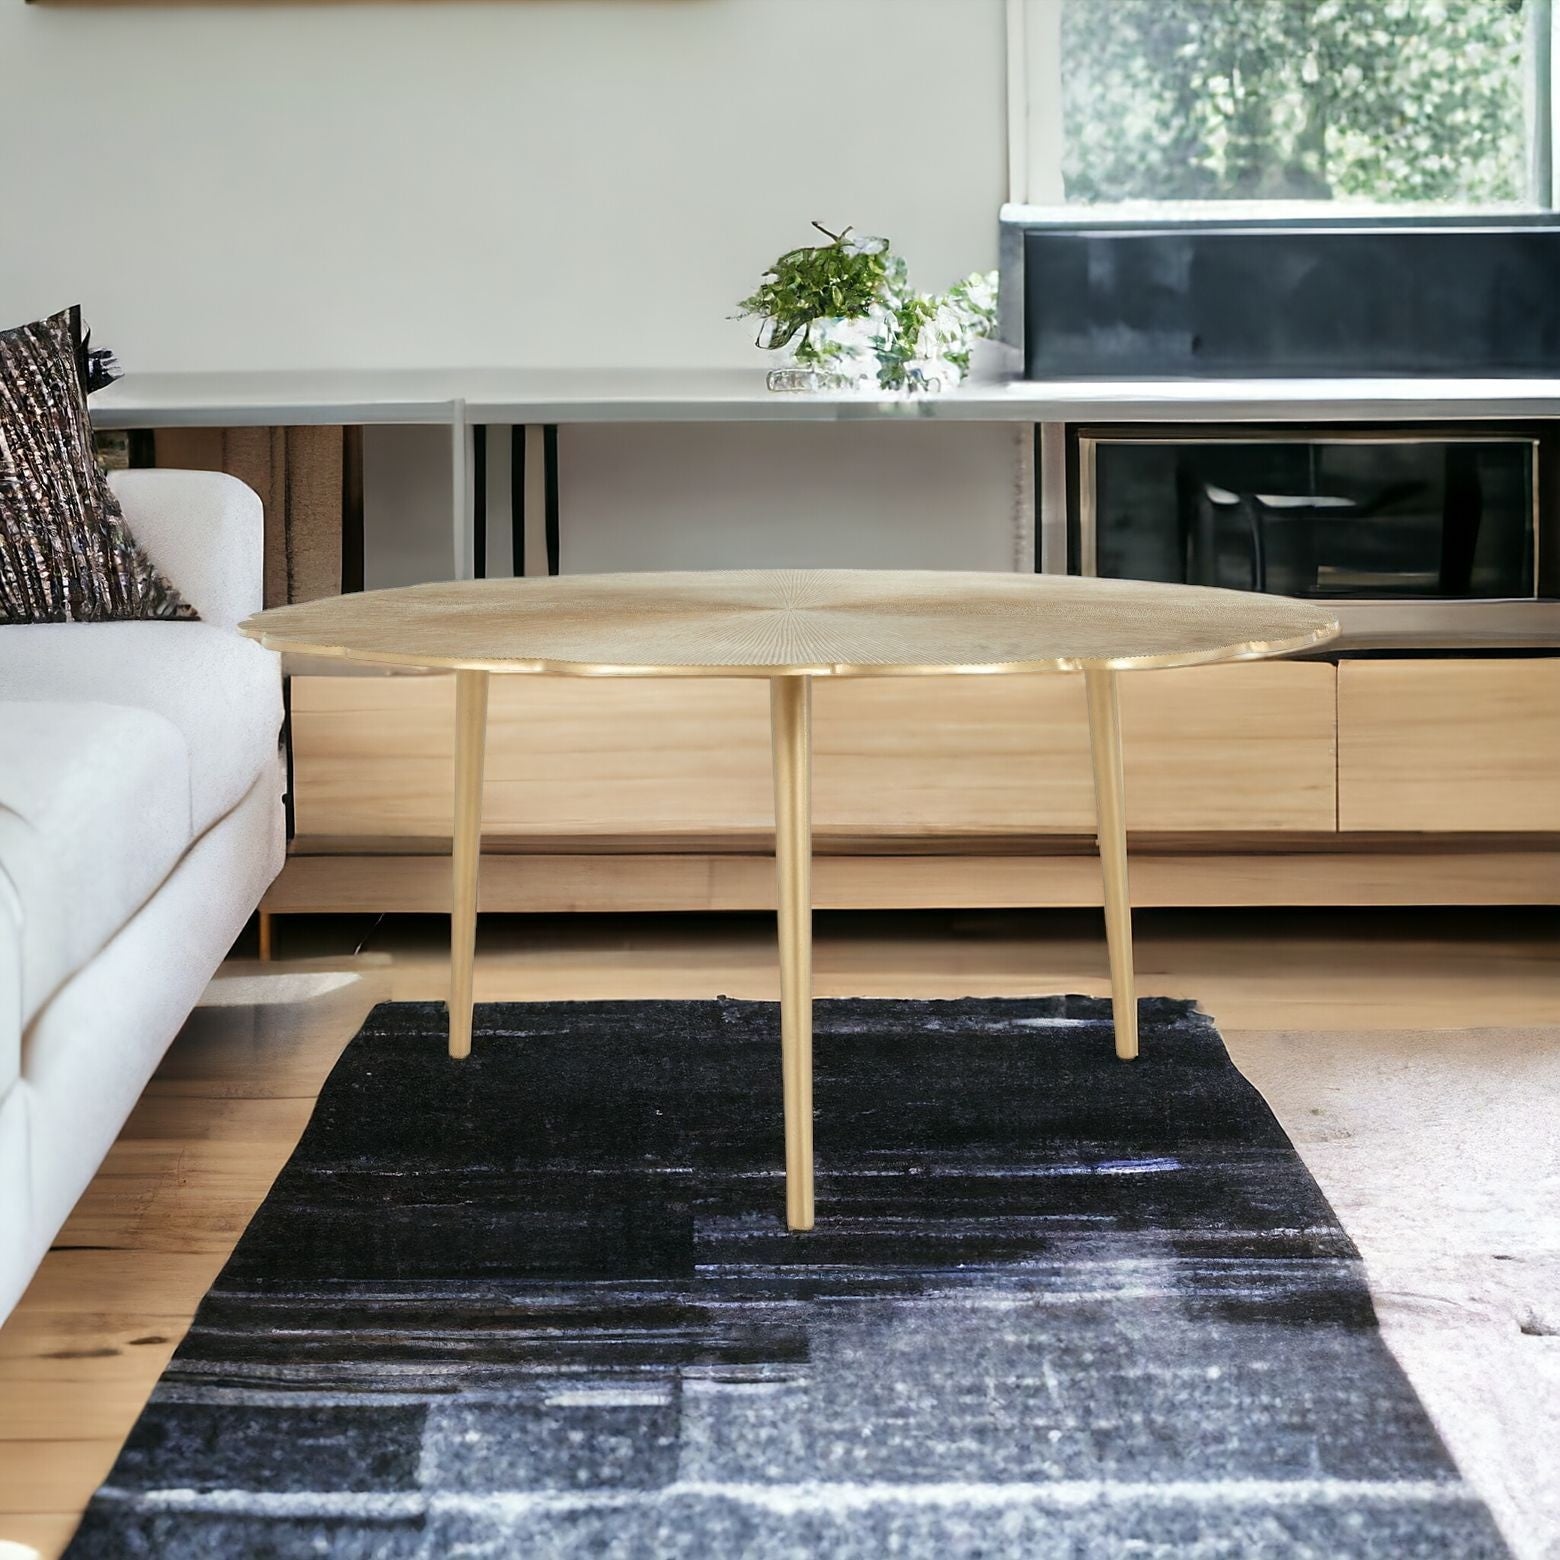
left=289, top=660, right=1337, bottom=843
left=1339, top=657, right=1560, bottom=832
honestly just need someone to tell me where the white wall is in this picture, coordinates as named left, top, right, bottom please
left=555, top=422, right=1026, bottom=573
left=1, top=0, right=1007, bottom=370
left=2, top=0, right=1019, bottom=575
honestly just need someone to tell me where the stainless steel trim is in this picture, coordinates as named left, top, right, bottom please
left=1330, top=598, right=1560, bottom=651
left=1038, top=422, right=1068, bottom=573
left=1078, top=433, right=1098, bottom=577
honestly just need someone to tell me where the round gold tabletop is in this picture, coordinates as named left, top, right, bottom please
left=239, top=569, right=1339, bottom=677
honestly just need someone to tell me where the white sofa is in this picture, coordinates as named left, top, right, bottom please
left=0, top=470, right=285, bottom=1320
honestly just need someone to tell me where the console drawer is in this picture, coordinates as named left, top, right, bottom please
left=290, top=661, right=1337, bottom=842
left=1339, top=657, right=1560, bottom=831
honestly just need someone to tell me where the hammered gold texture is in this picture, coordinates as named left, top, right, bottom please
left=240, top=570, right=1339, bottom=678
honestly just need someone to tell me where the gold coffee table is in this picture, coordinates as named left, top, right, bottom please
left=242, top=570, right=1337, bottom=1231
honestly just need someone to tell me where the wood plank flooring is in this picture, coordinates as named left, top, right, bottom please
left=2, top=906, right=1557, bottom=1558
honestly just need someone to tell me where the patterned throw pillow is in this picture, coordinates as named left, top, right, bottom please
left=0, top=307, right=195, bottom=623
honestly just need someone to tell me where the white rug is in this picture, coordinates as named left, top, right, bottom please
left=1228, top=1025, right=1560, bottom=1560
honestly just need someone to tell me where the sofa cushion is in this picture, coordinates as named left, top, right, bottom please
left=0, top=622, right=281, bottom=835
left=0, top=701, right=192, bottom=1030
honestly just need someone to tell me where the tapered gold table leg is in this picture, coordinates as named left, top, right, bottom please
left=770, top=675, right=815, bottom=1231
left=1085, top=668, right=1138, bottom=1061
left=449, top=669, right=489, bottom=1060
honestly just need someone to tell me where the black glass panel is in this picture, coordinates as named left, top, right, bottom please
left=1023, top=226, right=1560, bottom=378
left=1090, top=440, right=1535, bottom=600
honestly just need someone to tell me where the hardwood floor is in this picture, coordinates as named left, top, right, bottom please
left=2, top=906, right=1557, bottom=1558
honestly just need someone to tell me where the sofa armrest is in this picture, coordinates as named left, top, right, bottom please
left=108, top=469, right=264, bottom=633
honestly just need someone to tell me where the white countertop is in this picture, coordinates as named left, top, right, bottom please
left=87, top=366, right=1560, bottom=428
left=89, top=369, right=464, bottom=428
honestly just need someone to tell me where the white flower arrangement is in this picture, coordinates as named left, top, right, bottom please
left=738, top=226, right=999, bottom=395
left=801, top=272, right=999, bottom=394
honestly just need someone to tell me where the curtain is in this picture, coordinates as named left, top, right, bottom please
left=151, top=427, right=345, bottom=607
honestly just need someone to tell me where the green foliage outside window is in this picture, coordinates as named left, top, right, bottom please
left=1061, top=0, right=1534, bottom=205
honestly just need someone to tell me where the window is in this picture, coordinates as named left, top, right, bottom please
left=1012, top=0, right=1554, bottom=211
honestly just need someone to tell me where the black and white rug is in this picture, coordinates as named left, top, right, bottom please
left=66, top=996, right=1507, bottom=1557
